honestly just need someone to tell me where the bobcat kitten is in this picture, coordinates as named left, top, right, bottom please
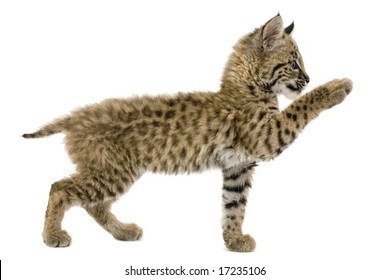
left=23, top=14, right=352, bottom=252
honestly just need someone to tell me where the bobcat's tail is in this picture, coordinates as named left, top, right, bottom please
left=22, top=116, right=70, bottom=139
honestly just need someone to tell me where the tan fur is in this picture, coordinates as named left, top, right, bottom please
left=23, top=14, right=352, bottom=252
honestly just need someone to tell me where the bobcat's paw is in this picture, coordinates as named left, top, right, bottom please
left=112, top=223, right=143, bottom=241
left=224, top=233, right=256, bottom=252
left=327, top=89, right=348, bottom=108
left=316, top=78, right=353, bottom=109
left=325, top=78, right=353, bottom=95
left=43, top=230, right=71, bottom=247
left=340, top=78, right=353, bottom=95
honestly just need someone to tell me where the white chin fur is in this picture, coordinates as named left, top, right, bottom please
left=273, top=84, right=300, bottom=100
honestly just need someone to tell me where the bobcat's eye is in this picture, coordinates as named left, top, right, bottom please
left=291, top=60, right=299, bottom=70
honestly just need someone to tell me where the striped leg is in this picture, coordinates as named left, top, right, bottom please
left=222, top=162, right=256, bottom=252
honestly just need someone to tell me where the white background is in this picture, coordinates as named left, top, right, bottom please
left=1, top=1, right=389, bottom=279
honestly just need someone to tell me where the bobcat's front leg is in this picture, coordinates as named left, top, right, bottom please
left=250, top=78, right=353, bottom=160
left=221, top=162, right=256, bottom=252
left=278, top=78, right=353, bottom=140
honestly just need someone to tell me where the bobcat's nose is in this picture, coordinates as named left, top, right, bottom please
left=301, top=72, right=310, bottom=84
left=300, top=69, right=310, bottom=84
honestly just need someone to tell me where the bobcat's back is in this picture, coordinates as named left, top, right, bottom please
left=56, top=93, right=238, bottom=174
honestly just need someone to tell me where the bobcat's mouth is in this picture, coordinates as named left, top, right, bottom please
left=287, top=84, right=300, bottom=92
left=287, top=79, right=307, bottom=93
left=275, top=79, right=308, bottom=100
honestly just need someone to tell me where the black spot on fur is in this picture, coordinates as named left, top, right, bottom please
left=180, top=147, right=187, bottom=159
left=127, top=111, right=140, bottom=121
left=142, top=106, right=153, bottom=117
left=264, top=123, right=273, bottom=154
left=207, top=143, right=217, bottom=155
left=166, top=99, right=176, bottom=107
left=171, top=135, right=179, bottom=146
left=278, top=131, right=286, bottom=146
left=247, top=84, right=255, bottom=95
left=162, top=123, right=170, bottom=135
left=291, top=131, right=296, bottom=140
left=225, top=200, right=239, bottom=209
left=239, top=197, right=247, bottom=205
left=175, top=121, right=182, bottom=130
left=223, top=183, right=250, bottom=193
left=258, top=111, right=266, bottom=121
left=192, top=99, right=202, bottom=106
left=165, top=110, right=175, bottom=119
left=117, top=185, right=124, bottom=194
left=225, top=127, right=232, bottom=138
left=144, top=156, right=152, bottom=164
left=260, top=98, right=269, bottom=103
left=275, top=147, right=283, bottom=156
left=264, top=137, right=273, bottom=154
left=186, top=135, right=193, bottom=146
left=250, top=122, right=257, bottom=131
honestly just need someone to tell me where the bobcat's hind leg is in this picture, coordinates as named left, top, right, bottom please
left=43, top=178, right=75, bottom=247
left=221, top=162, right=257, bottom=252
left=85, top=202, right=143, bottom=241
left=43, top=173, right=141, bottom=247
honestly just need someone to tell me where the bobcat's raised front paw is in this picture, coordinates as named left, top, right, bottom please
left=43, top=230, right=71, bottom=247
left=325, top=78, right=353, bottom=95
left=327, top=78, right=353, bottom=108
left=315, top=78, right=353, bottom=109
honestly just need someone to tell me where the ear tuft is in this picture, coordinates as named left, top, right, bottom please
left=262, top=14, right=284, bottom=49
left=284, top=21, right=294, bottom=35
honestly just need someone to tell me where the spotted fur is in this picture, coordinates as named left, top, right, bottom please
left=23, top=14, right=352, bottom=252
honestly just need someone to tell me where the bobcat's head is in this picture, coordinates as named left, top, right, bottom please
left=257, top=14, right=310, bottom=99
left=222, top=14, right=310, bottom=100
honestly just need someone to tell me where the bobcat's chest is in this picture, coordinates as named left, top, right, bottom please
left=217, top=148, right=255, bottom=169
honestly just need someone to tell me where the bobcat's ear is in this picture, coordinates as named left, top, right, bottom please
left=284, top=21, right=294, bottom=35
left=262, top=14, right=284, bottom=50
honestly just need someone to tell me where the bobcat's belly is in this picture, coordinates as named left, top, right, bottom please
left=144, top=145, right=253, bottom=174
